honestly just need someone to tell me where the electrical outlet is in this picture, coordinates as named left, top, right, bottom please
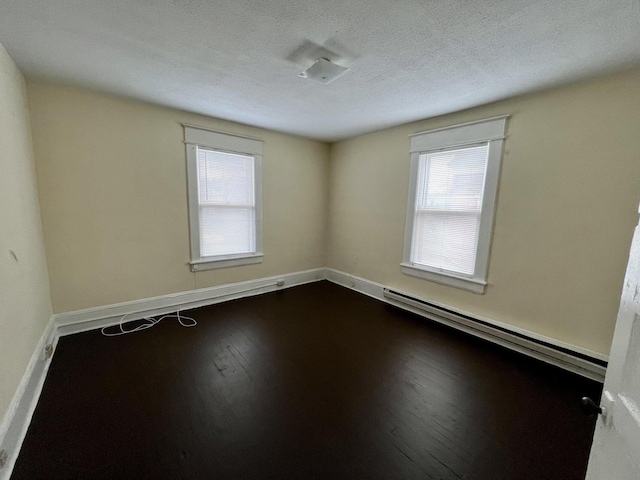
left=0, top=449, right=7, bottom=470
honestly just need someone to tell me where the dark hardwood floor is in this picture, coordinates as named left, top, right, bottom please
left=12, top=281, right=602, bottom=479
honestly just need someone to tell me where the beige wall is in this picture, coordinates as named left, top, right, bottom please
left=0, top=46, right=52, bottom=423
left=27, top=82, right=329, bottom=313
left=327, top=68, right=640, bottom=356
left=23, top=68, right=640, bottom=356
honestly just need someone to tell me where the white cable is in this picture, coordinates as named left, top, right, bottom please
left=101, top=281, right=279, bottom=337
left=101, top=310, right=197, bottom=337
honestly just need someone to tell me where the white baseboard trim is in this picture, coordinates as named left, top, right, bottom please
left=55, top=268, right=325, bottom=336
left=0, top=314, right=58, bottom=480
left=324, top=268, right=607, bottom=382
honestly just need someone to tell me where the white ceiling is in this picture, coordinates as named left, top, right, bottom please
left=1, top=0, right=639, bottom=142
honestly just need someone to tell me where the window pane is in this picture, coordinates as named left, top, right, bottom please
left=417, top=144, right=488, bottom=212
left=412, top=212, right=480, bottom=275
left=413, top=144, right=489, bottom=276
left=200, top=206, right=255, bottom=257
left=197, top=149, right=254, bottom=205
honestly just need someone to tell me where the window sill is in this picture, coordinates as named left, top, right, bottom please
left=400, top=263, right=486, bottom=294
left=191, top=253, right=264, bottom=272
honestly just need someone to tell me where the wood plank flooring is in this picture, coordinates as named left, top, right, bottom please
left=12, top=281, right=602, bottom=479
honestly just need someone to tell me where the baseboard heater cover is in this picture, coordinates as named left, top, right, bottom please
left=382, top=288, right=607, bottom=381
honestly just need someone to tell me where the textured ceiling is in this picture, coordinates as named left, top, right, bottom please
left=1, top=0, right=639, bottom=141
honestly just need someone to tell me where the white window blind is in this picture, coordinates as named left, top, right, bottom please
left=411, top=144, right=489, bottom=276
left=197, top=148, right=256, bottom=257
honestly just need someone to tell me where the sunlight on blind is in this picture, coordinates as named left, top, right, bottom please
left=411, top=144, right=489, bottom=275
left=197, top=148, right=255, bottom=257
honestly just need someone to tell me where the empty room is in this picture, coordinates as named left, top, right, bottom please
left=1, top=1, right=640, bottom=479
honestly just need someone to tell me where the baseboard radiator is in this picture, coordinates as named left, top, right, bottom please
left=382, top=288, right=607, bottom=382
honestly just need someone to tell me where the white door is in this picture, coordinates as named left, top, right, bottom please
left=585, top=207, right=640, bottom=479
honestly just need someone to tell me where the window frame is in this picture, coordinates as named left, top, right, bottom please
left=184, top=126, right=264, bottom=272
left=401, top=115, right=508, bottom=294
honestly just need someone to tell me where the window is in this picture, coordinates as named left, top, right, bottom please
left=184, top=126, right=263, bottom=271
left=402, top=116, right=508, bottom=293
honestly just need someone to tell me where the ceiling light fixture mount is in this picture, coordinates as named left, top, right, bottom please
left=298, top=58, right=349, bottom=84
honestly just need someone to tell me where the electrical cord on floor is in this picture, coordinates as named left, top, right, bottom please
left=101, top=310, right=197, bottom=337
left=100, top=281, right=281, bottom=337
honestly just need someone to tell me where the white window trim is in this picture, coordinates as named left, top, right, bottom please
left=401, top=115, right=508, bottom=294
left=184, top=125, right=264, bottom=272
